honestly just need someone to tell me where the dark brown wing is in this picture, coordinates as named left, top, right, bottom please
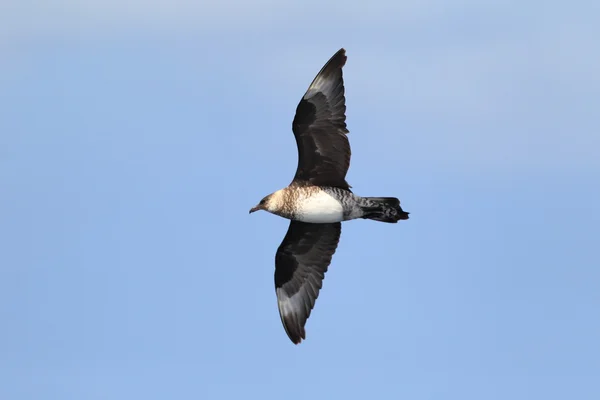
left=275, top=220, right=341, bottom=344
left=291, top=48, right=351, bottom=190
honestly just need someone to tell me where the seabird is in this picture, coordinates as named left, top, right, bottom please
left=250, top=48, right=410, bottom=344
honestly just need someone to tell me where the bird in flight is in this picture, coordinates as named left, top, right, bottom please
left=250, top=48, right=410, bottom=344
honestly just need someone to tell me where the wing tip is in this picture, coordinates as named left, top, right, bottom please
left=329, top=47, right=347, bottom=69
left=277, top=296, right=308, bottom=345
left=282, top=316, right=306, bottom=345
left=308, top=48, right=348, bottom=85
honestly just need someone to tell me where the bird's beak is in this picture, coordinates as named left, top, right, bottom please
left=249, top=205, right=260, bottom=214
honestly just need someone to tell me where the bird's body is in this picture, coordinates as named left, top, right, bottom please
left=250, top=48, right=410, bottom=344
left=293, top=187, right=349, bottom=223
left=266, top=185, right=347, bottom=223
left=266, top=184, right=406, bottom=224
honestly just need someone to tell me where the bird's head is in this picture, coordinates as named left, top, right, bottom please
left=249, top=195, right=270, bottom=214
left=249, top=191, right=282, bottom=214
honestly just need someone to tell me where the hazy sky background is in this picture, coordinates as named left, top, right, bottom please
left=2, top=1, right=599, bottom=399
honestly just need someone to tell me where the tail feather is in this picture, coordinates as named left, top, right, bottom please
left=361, top=197, right=409, bottom=223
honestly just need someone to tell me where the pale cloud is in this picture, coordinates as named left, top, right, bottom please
left=1, top=0, right=596, bottom=42
left=1, top=0, right=597, bottom=170
left=0, top=0, right=280, bottom=41
left=0, top=0, right=515, bottom=40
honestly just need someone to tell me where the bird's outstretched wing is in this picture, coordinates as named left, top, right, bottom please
left=275, top=220, right=341, bottom=344
left=291, top=48, right=351, bottom=190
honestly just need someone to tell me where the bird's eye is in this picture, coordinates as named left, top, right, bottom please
left=260, top=199, right=266, bottom=205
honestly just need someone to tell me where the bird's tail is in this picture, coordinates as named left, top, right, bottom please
left=360, top=197, right=410, bottom=223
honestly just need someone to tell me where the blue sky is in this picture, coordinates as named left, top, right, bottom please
left=1, top=1, right=599, bottom=399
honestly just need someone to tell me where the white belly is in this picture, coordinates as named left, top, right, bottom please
left=296, top=191, right=344, bottom=223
